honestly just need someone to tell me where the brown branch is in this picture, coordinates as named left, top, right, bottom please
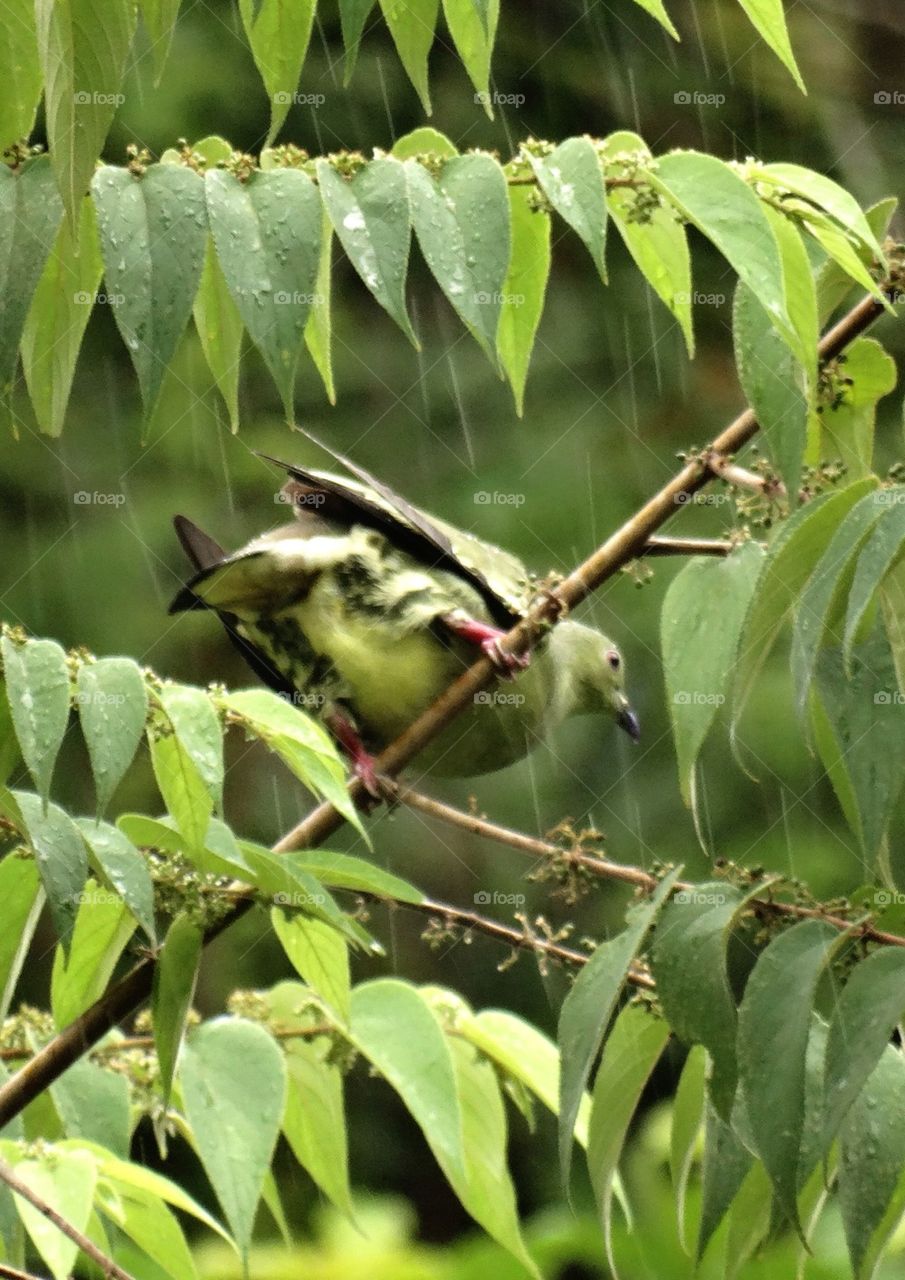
left=0, top=290, right=887, bottom=1133
left=705, top=452, right=786, bottom=495
left=0, top=1265, right=45, bottom=1280
left=0, top=1158, right=136, bottom=1280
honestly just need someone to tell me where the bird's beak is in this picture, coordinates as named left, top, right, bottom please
left=616, top=701, right=641, bottom=742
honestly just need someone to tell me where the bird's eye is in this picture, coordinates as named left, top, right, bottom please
left=607, top=650, right=621, bottom=671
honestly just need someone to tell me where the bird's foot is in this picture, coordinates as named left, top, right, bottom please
left=442, top=614, right=530, bottom=679
left=325, top=708, right=387, bottom=810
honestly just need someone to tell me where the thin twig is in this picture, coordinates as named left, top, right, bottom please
left=642, top=535, right=738, bottom=556
left=0, top=1264, right=45, bottom=1280
left=0, top=1159, right=136, bottom=1280
left=395, top=784, right=905, bottom=949
left=0, top=290, right=886, bottom=1133
left=705, top=451, right=787, bottom=496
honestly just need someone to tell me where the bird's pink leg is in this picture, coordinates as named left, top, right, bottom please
left=441, top=612, right=530, bottom=678
left=324, top=708, right=382, bottom=800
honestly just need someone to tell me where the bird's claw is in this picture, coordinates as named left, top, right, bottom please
left=482, top=636, right=531, bottom=679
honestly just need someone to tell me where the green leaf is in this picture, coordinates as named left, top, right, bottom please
left=20, top=194, right=104, bottom=437
left=265, top=981, right=353, bottom=1218
left=462, top=1007, right=591, bottom=1144
left=443, top=1034, right=540, bottom=1278
left=253, top=847, right=422, bottom=902
left=651, top=882, right=765, bottom=1119
left=441, top=0, right=499, bottom=114
left=14, top=792, right=87, bottom=951
left=653, top=151, right=793, bottom=354
left=0, top=156, right=64, bottom=407
left=36, top=0, right=136, bottom=227
left=586, top=1006, right=670, bottom=1266
left=378, top=0, right=439, bottom=114
left=813, top=634, right=905, bottom=862
left=0, top=855, right=42, bottom=1020
left=732, top=478, right=877, bottom=728
left=0, top=0, right=42, bottom=150
left=91, top=164, right=208, bottom=417
left=734, top=0, right=804, bottom=90
left=193, top=236, right=243, bottom=431
left=391, top=126, right=458, bottom=160
left=880, top=556, right=905, bottom=697
left=757, top=164, right=882, bottom=261
left=50, top=879, right=135, bottom=1027
left=600, top=131, right=693, bottom=353
left=85, top=1143, right=233, bottom=1242
left=339, top=0, right=377, bottom=82
left=838, top=1044, right=905, bottom=1279
left=76, top=657, right=148, bottom=817
left=272, top=907, right=351, bottom=1023
left=349, top=979, right=464, bottom=1182
left=158, top=684, right=224, bottom=814
left=818, top=337, right=897, bottom=481
left=51, top=1058, right=131, bottom=1158
left=76, top=820, right=155, bottom=942
left=407, top=153, right=510, bottom=358
left=12, top=1148, right=97, bottom=1280
left=843, top=498, right=905, bottom=665
left=149, top=727, right=213, bottom=854
left=816, top=197, right=896, bottom=324
left=1, top=634, right=70, bottom=807
left=241, top=845, right=360, bottom=943
left=696, top=1099, right=754, bottom=1260
left=180, top=1018, right=287, bottom=1262
left=139, top=0, right=183, bottom=84
left=497, top=183, right=550, bottom=415
left=220, top=688, right=364, bottom=837
left=303, top=210, right=335, bottom=404
left=206, top=167, right=321, bottom=417
left=723, top=1161, right=774, bottom=1278
left=790, top=488, right=890, bottom=708
left=239, top=0, right=317, bottom=146
left=629, top=0, right=679, bottom=38
left=670, top=1045, right=707, bottom=1252
left=737, top=919, right=838, bottom=1232
left=152, top=913, right=202, bottom=1106
left=558, top=869, right=679, bottom=1188
left=318, top=157, right=418, bottom=347
left=96, top=1175, right=200, bottom=1280
left=662, top=543, right=765, bottom=806
left=824, top=949, right=905, bottom=1153
left=529, top=137, right=608, bottom=281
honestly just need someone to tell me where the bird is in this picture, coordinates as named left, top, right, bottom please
left=169, top=442, right=639, bottom=793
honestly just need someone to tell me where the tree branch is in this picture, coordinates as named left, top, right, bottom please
left=0, top=1158, right=136, bottom=1280
left=642, top=535, right=739, bottom=556
left=0, top=289, right=887, bottom=1132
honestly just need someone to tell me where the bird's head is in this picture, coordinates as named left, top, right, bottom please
left=554, top=621, right=640, bottom=742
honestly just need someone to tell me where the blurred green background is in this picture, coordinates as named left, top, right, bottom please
left=3, top=0, right=905, bottom=1272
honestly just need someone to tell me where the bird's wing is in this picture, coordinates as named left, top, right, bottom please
left=257, top=434, right=532, bottom=624
left=169, top=515, right=299, bottom=698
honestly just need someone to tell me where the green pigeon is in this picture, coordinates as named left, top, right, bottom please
left=169, top=447, right=639, bottom=792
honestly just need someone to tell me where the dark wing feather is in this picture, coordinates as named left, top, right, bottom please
left=256, top=432, right=527, bottom=625
left=171, top=515, right=298, bottom=698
